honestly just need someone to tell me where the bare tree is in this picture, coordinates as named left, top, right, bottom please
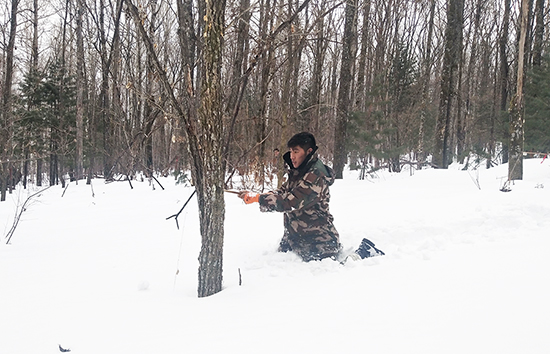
left=127, top=0, right=226, bottom=297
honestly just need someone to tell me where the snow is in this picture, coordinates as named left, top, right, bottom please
left=1, top=159, right=550, bottom=354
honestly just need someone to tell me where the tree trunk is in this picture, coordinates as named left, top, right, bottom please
left=127, top=0, right=226, bottom=297
left=76, top=0, right=85, bottom=182
left=255, top=0, right=275, bottom=188
left=195, top=0, right=226, bottom=297
left=434, top=0, right=464, bottom=168
left=144, top=0, right=160, bottom=176
left=24, top=0, right=40, bottom=189
left=226, top=0, right=250, bottom=118
left=308, top=2, right=328, bottom=136
left=499, top=0, right=511, bottom=164
left=508, top=0, right=529, bottom=181
left=458, top=0, right=483, bottom=162
left=417, top=0, right=435, bottom=164
left=1, top=0, right=19, bottom=201
left=99, top=0, right=111, bottom=178
left=355, top=0, right=370, bottom=112
left=333, top=0, right=358, bottom=178
left=532, top=0, right=544, bottom=67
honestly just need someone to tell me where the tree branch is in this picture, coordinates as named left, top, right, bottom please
left=5, top=186, right=52, bottom=244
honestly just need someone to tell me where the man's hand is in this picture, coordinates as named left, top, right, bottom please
left=238, top=191, right=260, bottom=204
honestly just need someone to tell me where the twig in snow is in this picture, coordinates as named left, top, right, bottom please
left=5, top=186, right=52, bottom=244
left=61, top=180, right=70, bottom=197
left=238, top=268, right=242, bottom=286
left=467, top=169, right=481, bottom=190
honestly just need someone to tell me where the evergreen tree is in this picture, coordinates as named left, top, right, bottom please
left=525, top=53, right=550, bottom=153
left=15, top=60, right=77, bottom=186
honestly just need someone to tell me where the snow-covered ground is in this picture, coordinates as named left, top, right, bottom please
left=1, top=158, right=549, bottom=354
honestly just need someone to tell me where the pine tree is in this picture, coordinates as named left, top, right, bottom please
left=525, top=54, right=550, bottom=153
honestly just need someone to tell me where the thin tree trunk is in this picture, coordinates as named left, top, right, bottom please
left=499, top=0, right=511, bottom=164
left=417, top=0, right=435, bottom=164
left=24, top=0, right=40, bottom=189
left=355, top=0, right=370, bottom=112
left=333, top=0, right=357, bottom=178
left=226, top=0, right=250, bottom=118
left=76, top=0, right=85, bottom=182
left=1, top=0, right=19, bottom=201
left=144, top=0, right=159, bottom=176
left=308, top=2, right=328, bottom=135
left=532, top=0, right=544, bottom=67
left=508, top=0, right=529, bottom=181
left=458, top=0, right=483, bottom=162
left=255, top=0, right=275, bottom=188
left=99, top=0, right=111, bottom=178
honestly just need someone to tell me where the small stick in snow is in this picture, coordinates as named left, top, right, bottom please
left=5, top=186, right=52, bottom=244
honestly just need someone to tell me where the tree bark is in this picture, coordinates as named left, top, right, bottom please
left=499, top=0, right=511, bottom=164
left=308, top=2, right=328, bottom=135
left=458, top=0, right=483, bottom=162
left=333, top=0, right=357, bottom=178
left=355, top=0, right=370, bottom=112
left=196, top=0, right=226, bottom=297
left=508, top=0, right=529, bottom=181
left=417, top=0, right=435, bottom=164
left=76, top=0, right=85, bottom=182
left=434, top=0, right=464, bottom=168
left=1, top=0, right=19, bottom=201
left=532, top=0, right=544, bottom=67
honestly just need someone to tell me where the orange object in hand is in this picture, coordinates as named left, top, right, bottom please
left=243, top=193, right=259, bottom=204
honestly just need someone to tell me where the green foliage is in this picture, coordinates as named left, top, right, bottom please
left=14, top=58, right=78, bottom=173
left=525, top=53, right=550, bottom=153
left=346, top=110, right=385, bottom=160
left=389, top=41, right=419, bottom=112
left=348, top=40, right=421, bottom=172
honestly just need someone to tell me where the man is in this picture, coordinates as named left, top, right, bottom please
left=239, top=132, right=341, bottom=261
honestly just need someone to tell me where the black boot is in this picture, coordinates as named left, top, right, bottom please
left=346, top=238, right=385, bottom=262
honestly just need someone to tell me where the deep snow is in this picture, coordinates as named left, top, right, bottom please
left=1, top=159, right=549, bottom=354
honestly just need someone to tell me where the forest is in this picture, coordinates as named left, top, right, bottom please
left=1, top=0, right=549, bottom=196
left=1, top=0, right=549, bottom=296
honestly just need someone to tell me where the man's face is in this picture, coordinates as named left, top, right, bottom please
left=289, top=146, right=312, bottom=168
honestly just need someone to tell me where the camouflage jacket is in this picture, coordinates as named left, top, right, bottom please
left=258, top=153, right=341, bottom=261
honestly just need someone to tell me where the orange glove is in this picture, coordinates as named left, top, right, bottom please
left=238, top=191, right=260, bottom=204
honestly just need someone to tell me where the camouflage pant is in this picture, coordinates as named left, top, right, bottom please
left=278, top=232, right=341, bottom=262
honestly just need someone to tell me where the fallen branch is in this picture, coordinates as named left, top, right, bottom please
left=5, top=186, right=52, bottom=244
